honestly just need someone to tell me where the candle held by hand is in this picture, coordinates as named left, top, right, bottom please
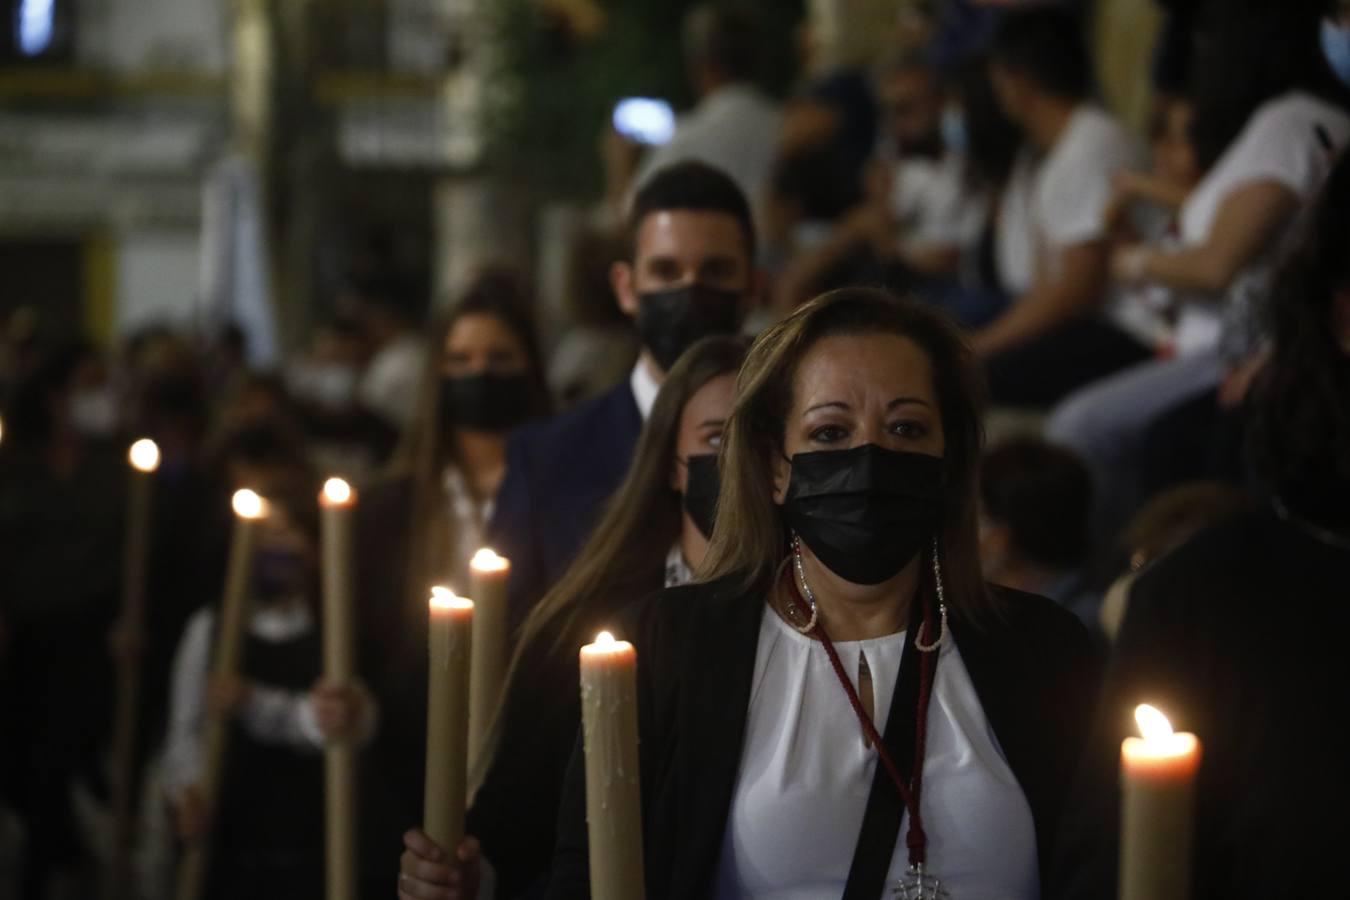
left=467, top=548, right=511, bottom=776
left=425, top=587, right=474, bottom=851
left=319, top=476, right=358, bottom=900
left=1119, top=704, right=1202, bottom=900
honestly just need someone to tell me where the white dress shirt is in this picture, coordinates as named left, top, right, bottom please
left=629, top=359, right=661, bottom=421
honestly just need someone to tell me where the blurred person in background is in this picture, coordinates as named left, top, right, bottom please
left=1095, top=481, right=1251, bottom=641
left=352, top=272, right=427, bottom=432
left=397, top=336, right=746, bottom=900
left=606, top=5, right=781, bottom=229
left=974, top=6, right=1149, bottom=407
left=1050, top=148, right=1350, bottom=900
left=774, top=51, right=994, bottom=326
left=978, top=437, right=1096, bottom=628
left=0, top=340, right=125, bottom=899
left=489, top=161, right=757, bottom=630
left=162, top=440, right=376, bottom=900
left=1048, top=4, right=1350, bottom=544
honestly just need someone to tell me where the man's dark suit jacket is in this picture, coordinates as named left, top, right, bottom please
left=546, top=576, right=1101, bottom=899
left=488, top=380, right=643, bottom=632
left=1050, top=507, right=1350, bottom=899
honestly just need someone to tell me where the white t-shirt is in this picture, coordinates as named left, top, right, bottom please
left=996, top=105, right=1142, bottom=296
left=1172, top=92, right=1350, bottom=356
left=633, top=84, right=783, bottom=219
left=711, top=606, right=1039, bottom=900
left=357, top=333, right=426, bottom=428
left=889, top=152, right=985, bottom=251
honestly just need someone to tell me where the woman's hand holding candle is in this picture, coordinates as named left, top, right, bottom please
left=398, top=829, right=481, bottom=900
left=205, top=673, right=254, bottom=718
left=310, top=678, right=375, bottom=742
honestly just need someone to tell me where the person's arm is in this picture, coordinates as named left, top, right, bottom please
left=161, top=611, right=214, bottom=797
left=973, top=240, right=1111, bottom=357
left=1112, top=180, right=1299, bottom=295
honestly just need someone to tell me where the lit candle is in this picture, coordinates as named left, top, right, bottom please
left=424, top=587, right=473, bottom=852
left=319, top=477, right=357, bottom=900
left=109, top=438, right=161, bottom=890
left=176, top=489, right=268, bottom=900
left=579, top=631, right=645, bottom=900
left=467, top=548, right=510, bottom=777
left=1120, top=703, right=1202, bottom=900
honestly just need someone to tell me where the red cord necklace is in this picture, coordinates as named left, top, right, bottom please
left=780, top=563, right=941, bottom=871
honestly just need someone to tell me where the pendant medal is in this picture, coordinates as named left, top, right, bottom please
left=893, top=863, right=950, bottom=899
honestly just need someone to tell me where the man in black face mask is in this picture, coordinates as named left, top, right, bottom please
left=490, top=160, right=758, bottom=629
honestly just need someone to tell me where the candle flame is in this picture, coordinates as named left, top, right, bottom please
left=470, top=547, right=510, bottom=572
left=1135, top=704, right=1174, bottom=741
left=128, top=438, right=160, bottom=473
left=322, top=476, right=353, bottom=506
left=594, top=630, right=615, bottom=647
left=429, top=585, right=473, bottom=611
left=232, top=489, right=267, bottom=520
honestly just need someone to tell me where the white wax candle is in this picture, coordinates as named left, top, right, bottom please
left=424, top=587, right=473, bottom=852
left=319, top=477, right=357, bottom=900
left=579, top=631, right=645, bottom=900
left=467, top=548, right=510, bottom=775
left=1119, top=703, right=1202, bottom=900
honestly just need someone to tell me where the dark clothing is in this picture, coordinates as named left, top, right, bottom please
left=985, top=317, right=1153, bottom=409
left=211, top=626, right=324, bottom=900
left=547, top=577, right=1101, bottom=899
left=488, top=382, right=643, bottom=630
left=466, top=569, right=664, bottom=899
left=1050, top=506, right=1350, bottom=899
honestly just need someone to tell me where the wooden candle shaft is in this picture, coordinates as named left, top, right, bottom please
left=1119, top=775, right=1195, bottom=900
left=467, top=568, right=508, bottom=772
left=107, top=469, right=154, bottom=899
left=321, top=502, right=357, bottom=900
left=175, top=516, right=258, bottom=900
left=580, top=654, right=645, bottom=900
left=424, top=611, right=471, bottom=850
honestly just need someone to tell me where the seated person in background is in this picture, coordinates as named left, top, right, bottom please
left=489, top=161, right=758, bottom=631
left=397, top=336, right=748, bottom=900
left=774, top=51, right=987, bottom=321
left=978, top=437, right=1096, bottom=628
left=163, top=456, right=376, bottom=900
left=974, top=7, right=1149, bottom=407
left=1047, top=7, right=1350, bottom=544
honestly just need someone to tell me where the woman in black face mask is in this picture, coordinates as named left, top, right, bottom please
left=397, top=336, right=746, bottom=900
left=536, top=287, right=1101, bottom=900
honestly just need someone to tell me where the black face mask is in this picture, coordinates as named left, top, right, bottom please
left=781, top=444, right=945, bottom=586
left=252, top=547, right=308, bottom=602
left=440, top=373, right=534, bottom=431
left=681, top=453, right=721, bottom=540
left=636, top=284, right=742, bottom=372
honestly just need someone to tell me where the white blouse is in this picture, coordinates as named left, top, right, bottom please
left=711, top=605, right=1039, bottom=900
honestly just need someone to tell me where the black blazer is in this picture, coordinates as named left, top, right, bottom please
left=546, top=576, right=1101, bottom=899
left=488, top=381, right=643, bottom=631
left=1049, top=507, right=1350, bottom=900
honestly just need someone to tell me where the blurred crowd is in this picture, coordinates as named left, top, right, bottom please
left=3, top=0, right=1350, bottom=898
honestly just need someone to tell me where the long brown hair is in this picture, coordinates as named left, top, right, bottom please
left=509, top=335, right=749, bottom=664
left=389, top=270, right=550, bottom=607
left=473, top=335, right=747, bottom=783
left=700, top=287, right=994, bottom=623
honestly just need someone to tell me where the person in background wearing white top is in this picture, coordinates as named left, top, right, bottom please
left=975, top=7, right=1151, bottom=407
left=536, top=288, right=1098, bottom=900
left=773, top=52, right=992, bottom=325
left=163, top=475, right=377, bottom=900
left=396, top=336, right=747, bottom=900
left=1047, top=6, right=1350, bottom=545
left=609, top=6, right=782, bottom=230
left=352, top=272, right=428, bottom=431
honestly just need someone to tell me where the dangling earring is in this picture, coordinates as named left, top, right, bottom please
left=785, top=532, right=819, bottom=634
left=915, top=536, right=948, bottom=653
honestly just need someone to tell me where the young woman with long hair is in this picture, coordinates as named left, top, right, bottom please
left=396, top=336, right=748, bottom=900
